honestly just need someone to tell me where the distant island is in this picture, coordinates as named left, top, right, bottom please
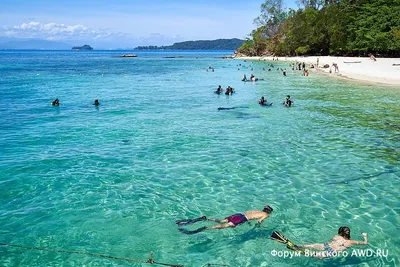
left=134, top=38, right=244, bottom=50
left=72, top=44, right=93, bottom=50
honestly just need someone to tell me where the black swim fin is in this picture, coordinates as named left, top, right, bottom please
left=286, top=243, right=304, bottom=253
left=179, top=226, right=208, bottom=235
left=271, top=231, right=289, bottom=244
left=175, top=216, right=207, bottom=226
left=271, top=231, right=304, bottom=253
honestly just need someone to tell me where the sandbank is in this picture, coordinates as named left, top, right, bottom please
left=236, top=56, right=400, bottom=86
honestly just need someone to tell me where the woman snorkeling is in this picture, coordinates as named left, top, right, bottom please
left=299, top=226, right=368, bottom=256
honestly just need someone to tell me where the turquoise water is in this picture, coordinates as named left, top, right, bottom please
left=0, top=50, right=399, bottom=267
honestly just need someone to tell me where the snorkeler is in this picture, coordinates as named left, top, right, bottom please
left=176, top=206, right=273, bottom=235
left=93, top=99, right=100, bottom=106
left=259, top=96, right=272, bottom=106
left=283, top=95, right=293, bottom=107
left=215, top=85, right=223, bottom=94
left=225, top=86, right=234, bottom=95
left=271, top=226, right=368, bottom=258
left=51, top=98, right=60, bottom=106
left=250, top=74, right=258, bottom=82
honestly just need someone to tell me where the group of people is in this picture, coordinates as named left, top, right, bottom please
left=242, top=74, right=259, bottom=82
left=258, top=95, right=292, bottom=107
left=215, top=85, right=235, bottom=95
left=176, top=206, right=368, bottom=259
left=292, top=62, right=310, bottom=76
left=51, top=98, right=100, bottom=106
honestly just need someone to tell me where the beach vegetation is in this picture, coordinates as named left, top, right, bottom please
left=238, top=0, right=400, bottom=56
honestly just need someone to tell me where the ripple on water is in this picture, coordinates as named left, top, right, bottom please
left=0, top=51, right=399, bottom=266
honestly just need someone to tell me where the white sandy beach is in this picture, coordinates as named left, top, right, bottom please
left=236, top=56, right=400, bottom=86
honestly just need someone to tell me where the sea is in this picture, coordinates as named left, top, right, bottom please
left=0, top=50, right=399, bottom=267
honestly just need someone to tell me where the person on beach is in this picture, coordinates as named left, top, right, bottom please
left=51, top=98, right=60, bottom=106
left=298, top=227, right=368, bottom=257
left=93, top=99, right=100, bottom=106
left=370, top=54, right=377, bottom=61
left=331, top=63, right=339, bottom=73
left=176, top=206, right=273, bottom=234
left=283, top=95, right=293, bottom=107
left=317, top=58, right=319, bottom=67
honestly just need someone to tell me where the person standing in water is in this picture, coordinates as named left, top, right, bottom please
left=51, top=98, right=60, bottom=106
left=283, top=95, right=293, bottom=107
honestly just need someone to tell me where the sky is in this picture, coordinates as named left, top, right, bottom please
left=0, top=0, right=298, bottom=49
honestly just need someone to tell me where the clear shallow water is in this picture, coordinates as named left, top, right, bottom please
left=0, top=50, right=399, bottom=267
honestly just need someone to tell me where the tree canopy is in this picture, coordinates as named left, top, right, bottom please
left=238, top=0, right=400, bottom=56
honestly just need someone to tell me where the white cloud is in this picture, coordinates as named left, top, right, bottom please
left=0, top=20, right=194, bottom=48
left=0, top=21, right=124, bottom=41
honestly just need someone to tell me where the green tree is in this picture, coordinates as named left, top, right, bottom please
left=238, top=0, right=400, bottom=56
left=254, top=0, right=289, bottom=37
left=345, top=0, right=400, bottom=55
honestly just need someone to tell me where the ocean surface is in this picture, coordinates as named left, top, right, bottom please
left=0, top=50, right=399, bottom=267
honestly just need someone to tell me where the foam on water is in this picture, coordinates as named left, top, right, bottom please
left=0, top=51, right=399, bottom=266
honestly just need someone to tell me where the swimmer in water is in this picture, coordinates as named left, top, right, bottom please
left=283, top=95, right=293, bottom=107
left=271, top=226, right=367, bottom=258
left=51, top=98, right=60, bottom=106
left=177, top=206, right=273, bottom=234
left=259, top=96, right=266, bottom=105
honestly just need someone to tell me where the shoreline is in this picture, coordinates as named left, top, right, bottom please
left=235, top=56, right=400, bottom=87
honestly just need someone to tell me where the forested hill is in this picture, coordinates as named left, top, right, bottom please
left=238, top=0, right=400, bottom=57
left=134, top=38, right=245, bottom=50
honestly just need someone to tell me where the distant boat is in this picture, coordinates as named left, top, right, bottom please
left=113, top=54, right=137, bottom=58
